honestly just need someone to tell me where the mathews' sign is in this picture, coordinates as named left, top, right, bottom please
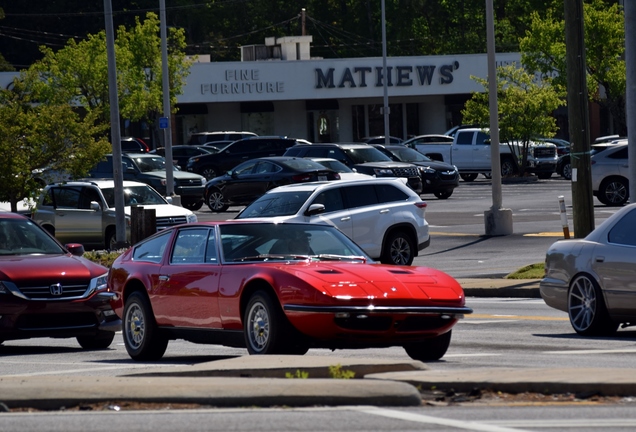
left=315, top=62, right=460, bottom=89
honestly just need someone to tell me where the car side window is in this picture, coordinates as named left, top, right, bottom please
left=476, top=132, right=490, bottom=145
left=607, top=208, right=636, bottom=246
left=132, top=231, right=171, bottom=263
left=79, top=187, right=102, bottom=209
left=233, top=161, right=258, bottom=175
left=342, top=185, right=378, bottom=209
left=375, top=184, right=409, bottom=203
left=171, top=228, right=210, bottom=264
left=52, top=187, right=82, bottom=209
left=455, top=131, right=473, bottom=145
left=254, top=161, right=278, bottom=174
left=227, top=141, right=252, bottom=154
left=312, top=189, right=344, bottom=213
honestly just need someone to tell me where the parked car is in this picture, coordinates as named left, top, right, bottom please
left=187, top=131, right=257, bottom=146
left=556, top=142, right=616, bottom=181
left=108, top=220, right=471, bottom=361
left=371, top=144, right=459, bottom=199
left=361, top=136, right=404, bottom=144
left=121, top=137, right=151, bottom=153
left=204, top=157, right=341, bottom=212
left=186, top=136, right=305, bottom=180
left=403, top=134, right=454, bottom=147
left=202, top=140, right=234, bottom=151
left=540, top=202, right=636, bottom=335
left=283, top=143, right=423, bottom=193
left=236, top=178, right=430, bottom=265
left=152, top=145, right=213, bottom=170
left=0, top=212, right=120, bottom=348
left=306, top=157, right=374, bottom=180
left=33, top=180, right=197, bottom=250
left=591, top=142, right=629, bottom=206
left=87, top=153, right=206, bottom=211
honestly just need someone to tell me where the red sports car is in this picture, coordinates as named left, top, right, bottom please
left=108, top=221, right=472, bottom=361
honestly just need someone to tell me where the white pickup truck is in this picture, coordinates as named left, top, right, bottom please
left=407, top=128, right=558, bottom=181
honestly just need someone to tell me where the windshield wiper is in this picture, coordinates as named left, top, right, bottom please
left=313, top=254, right=367, bottom=262
left=234, top=254, right=311, bottom=262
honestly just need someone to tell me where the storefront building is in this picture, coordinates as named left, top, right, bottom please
left=174, top=36, right=523, bottom=145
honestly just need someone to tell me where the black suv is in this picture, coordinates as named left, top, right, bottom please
left=372, top=144, right=459, bottom=199
left=283, top=143, right=423, bottom=193
left=186, top=136, right=307, bottom=180
left=87, top=153, right=206, bottom=210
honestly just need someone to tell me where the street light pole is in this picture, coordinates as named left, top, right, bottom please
left=483, top=0, right=512, bottom=235
left=160, top=0, right=175, bottom=200
left=381, top=0, right=390, bottom=145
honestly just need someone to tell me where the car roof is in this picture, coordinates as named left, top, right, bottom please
left=260, top=177, right=406, bottom=193
left=46, top=179, right=149, bottom=189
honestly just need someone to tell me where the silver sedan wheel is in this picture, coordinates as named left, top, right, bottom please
left=246, top=300, right=270, bottom=353
left=568, top=274, right=617, bottom=336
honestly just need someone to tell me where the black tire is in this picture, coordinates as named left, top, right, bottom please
left=537, top=172, right=552, bottom=179
left=123, top=291, right=169, bottom=361
left=404, top=331, right=452, bottom=361
left=567, top=274, right=618, bottom=336
left=460, top=173, right=478, bottom=182
left=500, top=158, right=516, bottom=177
left=434, top=190, right=453, bottom=199
left=206, top=189, right=230, bottom=212
left=562, top=162, right=572, bottom=180
left=76, top=331, right=115, bottom=350
left=598, top=177, right=629, bottom=206
left=106, top=228, right=117, bottom=250
left=183, top=200, right=203, bottom=211
left=201, top=166, right=218, bottom=180
left=381, top=230, right=415, bottom=266
left=244, top=290, right=293, bottom=355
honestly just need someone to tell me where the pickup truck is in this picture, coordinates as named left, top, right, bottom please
left=405, top=128, right=558, bottom=181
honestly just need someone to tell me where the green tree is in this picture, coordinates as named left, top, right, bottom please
left=462, top=64, right=565, bottom=176
left=519, top=0, right=626, bottom=134
left=29, top=12, right=192, bottom=145
left=0, top=70, right=109, bottom=213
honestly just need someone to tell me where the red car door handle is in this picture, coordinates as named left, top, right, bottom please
left=159, top=275, right=170, bottom=281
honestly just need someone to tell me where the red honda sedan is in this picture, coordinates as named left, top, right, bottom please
left=108, top=221, right=472, bottom=361
left=0, top=212, right=120, bottom=348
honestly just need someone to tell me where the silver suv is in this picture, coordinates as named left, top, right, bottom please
left=33, top=180, right=198, bottom=250
left=236, top=178, right=430, bottom=265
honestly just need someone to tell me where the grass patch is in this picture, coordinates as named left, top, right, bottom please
left=506, top=262, right=545, bottom=279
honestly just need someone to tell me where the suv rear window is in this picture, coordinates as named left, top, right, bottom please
left=238, top=191, right=313, bottom=218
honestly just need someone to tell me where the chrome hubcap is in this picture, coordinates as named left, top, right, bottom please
left=125, top=304, right=145, bottom=349
left=247, top=302, right=269, bottom=352
left=569, top=277, right=596, bottom=331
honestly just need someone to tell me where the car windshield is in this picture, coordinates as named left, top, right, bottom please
left=237, top=191, right=313, bottom=218
left=220, top=223, right=369, bottom=262
left=101, top=186, right=167, bottom=207
left=343, top=147, right=392, bottom=164
left=0, top=218, right=65, bottom=255
left=387, top=147, right=432, bottom=162
left=133, top=156, right=168, bottom=172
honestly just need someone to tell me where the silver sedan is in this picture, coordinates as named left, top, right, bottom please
left=540, top=203, right=636, bottom=335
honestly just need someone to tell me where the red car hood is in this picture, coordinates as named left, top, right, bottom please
left=0, top=254, right=106, bottom=284
left=284, top=262, right=464, bottom=303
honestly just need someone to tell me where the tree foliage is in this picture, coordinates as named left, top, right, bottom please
left=0, top=12, right=193, bottom=212
left=0, top=70, right=109, bottom=212
left=29, top=12, right=192, bottom=144
left=519, top=0, right=626, bottom=134
left=462, top=64, right=565, bottom=175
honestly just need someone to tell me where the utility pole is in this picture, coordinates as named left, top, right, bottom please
left=104, top=0, right=128, bottom=249
left=564, top=0, right=595, bottom=237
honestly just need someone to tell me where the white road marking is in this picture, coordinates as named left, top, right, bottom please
left=354, top=407, right=532, bottom=432
left=543, top=348, right=636, bottom=355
